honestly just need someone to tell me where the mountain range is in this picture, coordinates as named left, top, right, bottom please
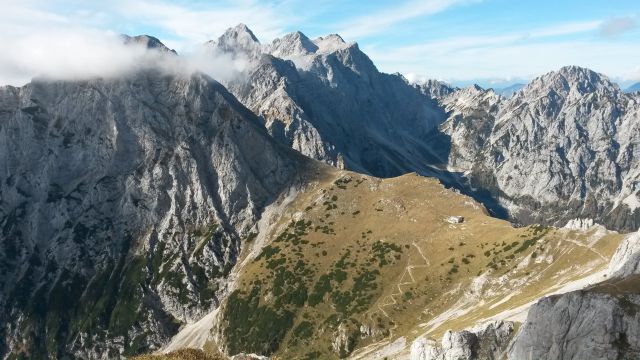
left=493, top=83, right=525, bottom=98
left=0, top=69, right=308, bottom=358
left=1, top=24, right=640, bottom=359
left=626, top=82, right=640, bottom=93
left=206, top=25, right=640, bottom=233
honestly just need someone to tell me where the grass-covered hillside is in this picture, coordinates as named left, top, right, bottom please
left=212, top=170, right=622, bottom=359
left=133, top=348, right=223, bottom=360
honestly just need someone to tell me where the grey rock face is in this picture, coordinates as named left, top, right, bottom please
left=267, top=31, right=318, bottom=58
left=204, top=23, right=262, bottom=59
left=331, top=322, right=358, bottom=357
left=442, top=66, right=640, bottom=230
left=608, top=231, right=640, bottom=278
left=438, top=85, right=502, bottom=172
left=230, top=354, right=270, bottom=360
left=209, top=25, right=447, bottom=178
left=508, top=292, right=640, bottom=360
left=506, top=228, right=640, bottom=360
left=208, top=26, right=640, bottom=231
left=121, top=34, right=178, bottom=54
left=209, top=26, right=640, bottom=232
left=415, top=79, right=458, bottom=101
left=0, top=70, right=305, bottom=358
left=410, top=321, right=514, bottom=360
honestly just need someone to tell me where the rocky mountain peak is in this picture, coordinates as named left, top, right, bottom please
left=121, top=34, right=177, bottom=54
left=469, top=83, right=486, bottom=92
left=268, top=31, right=319, bottom=58
left=313, top=34, right=350, bottom=54
left=447, top=84, right=498, bottom=104
left=520, top=65, right=619, bottom=100
left=558, top=65, right=613, bottom=92
left=206, top=23, right=261, bottom=56
left=414, top=79, right=457, bottom=101
left=224, top=23, right=260, bottom=44
left=625, top=82, right=640, bottom=93
left=557, top=64, right=600, bottom=78
left=233, top=23, right=257, bottom=38
left=315, top=33, right=345, bottom=43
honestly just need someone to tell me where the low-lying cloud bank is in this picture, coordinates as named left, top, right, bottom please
left=0, top=28, right=250, bottom=86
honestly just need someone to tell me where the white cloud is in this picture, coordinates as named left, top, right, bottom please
left=114, top=0, right=298, bottom=46
left=336, top=0, right=479, bottom=40
left=622, top=66, right=640, bottom=82
left=376, top=20, right=602, bottom=57
left=0, top=29, right=142, bottom=85
left=0, top=27, right=253, bottom=86
left=0, top=0, right=262, bottom=86
left=599, top=16, right=637, bottom=37
left=528, top=20, right=602, bottom=38
left=364, top=20, right=640, bottom=82
left=371, top=40, right=640, bottom=82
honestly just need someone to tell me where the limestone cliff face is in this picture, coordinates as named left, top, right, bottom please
left=441, top=67, right=640, bottom=231
left=411, top=321, right=515, bottom=360
left=411, top=291, right=640, bottom=360
left=414, top=79, right=458, bottom=102
left=208, top=25, right=447, bottom=178
left=608, top=231, right=640, bottom=278
left=506, top=230, right=640, bottom=360
left=508, top=292, right=640, bottom=360
left=210, top=26, right=640, bottom=233
left=438, top=85, right=502, bottom=172
left=0, top=70, right=305, bottom=358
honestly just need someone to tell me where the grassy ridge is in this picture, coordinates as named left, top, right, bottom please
left=215, top=171, right=623, bottom=359
left=132, top=348, right=224, bottom=360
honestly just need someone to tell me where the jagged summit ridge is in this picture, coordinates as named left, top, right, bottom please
left=313, top=33, right=349, bottom=53
left=268, top=31, right=318, bottom=57
left=202, top=27, right=640, bottom=232
left=121, top=34, right=178, bottom=54
left=439, top=64, right=640, bottom=231
left=414, top=79, right=458, bottom=101
left=205, top=23, right=262, bottom=57
left=205, top=24, right=444, bottom=179
left=270, top=32, right=352, bottom=57
left=205, top=25, right=354, bottom=61
left=267, top=30, right=353, bottom=58
left=519, top=65, right=620, bottom=100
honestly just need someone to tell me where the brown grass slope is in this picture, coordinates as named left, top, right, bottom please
left=209, top=168, right=623, bottom=359
left=132, top=348, right=224, bottom=360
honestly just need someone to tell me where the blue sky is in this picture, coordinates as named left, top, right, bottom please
left=2, top=0, right=640, bottom=87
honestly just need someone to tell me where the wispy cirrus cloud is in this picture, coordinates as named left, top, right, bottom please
left=114, top=0, right=300, bottom=46
left=527, top=20, right=602, bottom=38
left=369, top=20, right=603, bottom=59
left=599, top=16, right=637, bottom=37
left=335, top=0, right=480, bottom=40
left=373, top=40, right=640, bottom=84
left=364, top=19, right=640, bottom=83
